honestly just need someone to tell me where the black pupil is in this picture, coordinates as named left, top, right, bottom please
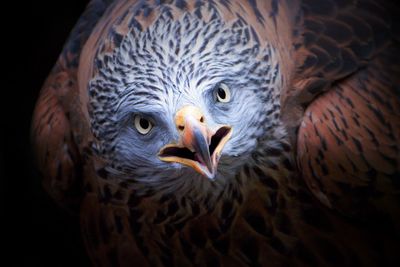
left=217, top=88, right=226, bottom=99
left=139, top=118, right=149, bottom=129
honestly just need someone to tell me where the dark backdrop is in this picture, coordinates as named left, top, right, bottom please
left=3, top=1, right=90, bottom=266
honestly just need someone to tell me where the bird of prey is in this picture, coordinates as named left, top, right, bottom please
left=32, top=0, right=400, bottom=266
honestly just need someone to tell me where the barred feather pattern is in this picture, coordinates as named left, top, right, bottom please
left=31, top=0, right=400, bottom=266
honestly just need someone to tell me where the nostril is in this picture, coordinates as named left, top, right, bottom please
left=200, top=116, right=204, bottom=123
left=178, top=125, right=185, bottom=131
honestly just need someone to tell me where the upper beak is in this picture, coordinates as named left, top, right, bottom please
left=158, top=106, right=232, bottom=179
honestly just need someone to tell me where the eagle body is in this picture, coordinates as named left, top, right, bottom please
left=32, top=0, right=400, bottom=266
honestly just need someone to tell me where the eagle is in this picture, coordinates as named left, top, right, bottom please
left=32, top=0, right=400, bottom=266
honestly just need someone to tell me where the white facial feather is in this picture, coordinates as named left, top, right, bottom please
left=88, top=7, right=284, bottom=200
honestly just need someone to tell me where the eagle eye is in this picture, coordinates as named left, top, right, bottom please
left=215, top=83, right=231, bottom=103
left=134, top=115, right=153, bottom=135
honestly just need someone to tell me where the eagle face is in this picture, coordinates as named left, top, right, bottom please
left=88, top=12, right=281, bottom=193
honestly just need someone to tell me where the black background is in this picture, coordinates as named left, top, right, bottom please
left=3, top=1, right=90, bottom=266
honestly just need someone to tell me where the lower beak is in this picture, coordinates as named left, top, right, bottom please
left=158, top=106, right=232, bottom=179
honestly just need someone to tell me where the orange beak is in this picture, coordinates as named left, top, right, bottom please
left=158, top=106, right=232, bottom=179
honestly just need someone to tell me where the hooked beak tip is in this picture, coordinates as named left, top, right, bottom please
left=158, top=125, right=232, bottom=179
left=159, top=105, right=232, bottom=179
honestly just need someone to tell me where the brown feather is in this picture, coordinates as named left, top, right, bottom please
left=32, top=1, right=400, bottom=266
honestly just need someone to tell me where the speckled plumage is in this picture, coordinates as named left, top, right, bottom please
left=32, top=0, right=400, bottom=266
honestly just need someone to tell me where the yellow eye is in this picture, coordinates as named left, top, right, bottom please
left=134, top=115, right=153, bottom=135
left=215, top=83, right=231, bottom=103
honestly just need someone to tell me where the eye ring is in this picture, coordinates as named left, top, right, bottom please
left=215, top=83, right=231, bottom=103
left=134, top=115, right=153, bottom=135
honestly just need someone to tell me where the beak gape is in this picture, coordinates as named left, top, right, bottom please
left=158, top=106, right=232, bottom=179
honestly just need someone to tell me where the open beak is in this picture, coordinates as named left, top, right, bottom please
left=158, top=106, right=232, bottom=179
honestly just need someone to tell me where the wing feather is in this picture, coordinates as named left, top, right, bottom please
left=281, top=0, right=395, bottom=129
left=284, top=0, right=400, bottom=226
left=297, top=46, right=400, bottom=225
left=31, top=0, right=113, bottom=210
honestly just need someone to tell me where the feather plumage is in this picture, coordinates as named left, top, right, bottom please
left=32, top=0, right=400, bottom=266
